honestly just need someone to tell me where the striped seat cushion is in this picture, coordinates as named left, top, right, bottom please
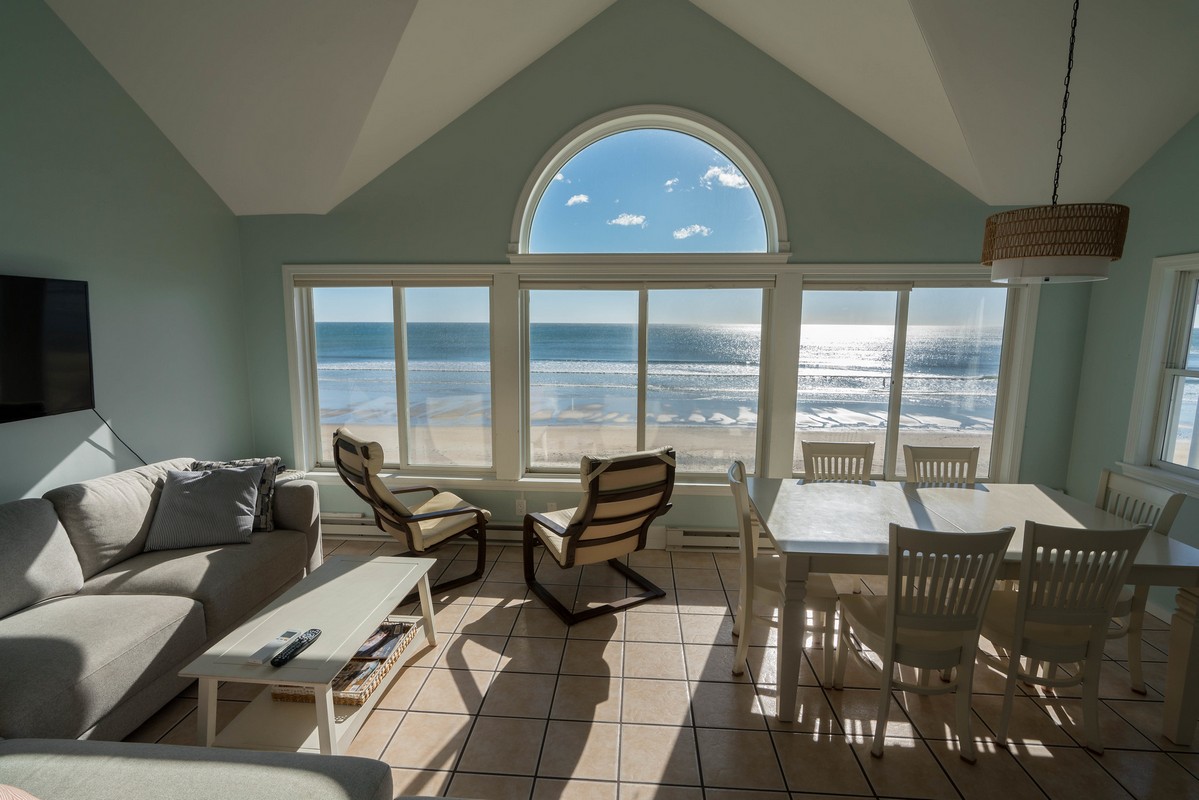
left=143, top=466, right=264, bottom=551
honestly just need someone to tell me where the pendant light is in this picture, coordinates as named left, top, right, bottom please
left=982, top=0, right=1130, bottom=284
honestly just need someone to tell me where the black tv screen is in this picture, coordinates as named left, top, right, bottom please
left=0, top=275, right=95, bottom=424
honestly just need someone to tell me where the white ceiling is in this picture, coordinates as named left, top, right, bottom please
left=46, top=0, right=1199, bottom=215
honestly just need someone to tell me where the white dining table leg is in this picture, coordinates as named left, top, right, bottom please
left=1163, top=587, right=1199, bottom=745
left=775, top=553, right=810, bottom=722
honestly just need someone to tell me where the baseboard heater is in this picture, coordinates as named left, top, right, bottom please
left=664, top=526, right=775, bottom=553
left=664, top=527, right=738, bottom=550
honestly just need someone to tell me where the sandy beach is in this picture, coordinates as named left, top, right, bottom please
left=320, top=420, right=993, bottom=476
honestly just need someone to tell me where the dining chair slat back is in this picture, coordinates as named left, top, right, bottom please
left=1096, top=468, right=1183, bottom=535
left=1092, top=468, right=1185, bottom=693
left=902, top=445, right=979, bottom=486
left=801, top=441, right=874, bottom=482
left=836, top=523, right=1014, bottom=763
left=983, top=521, right=1149, bottom=754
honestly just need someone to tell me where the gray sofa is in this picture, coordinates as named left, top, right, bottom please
left=0, top=739, right=396, bottom=800
left=0, top=459, right=322, bottom=742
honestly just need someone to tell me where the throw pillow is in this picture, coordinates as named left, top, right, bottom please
left=144, top=466, right=265, bottom=552
left=191, top=456, right=282, bottom=531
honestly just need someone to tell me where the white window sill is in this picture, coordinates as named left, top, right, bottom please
left=1117, top=462, right=1199, bottom=499
left=301, top=468, right=733, bottom=496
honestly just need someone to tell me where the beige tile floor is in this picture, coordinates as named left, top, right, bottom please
left=127, top=538, right=1199, bottom=800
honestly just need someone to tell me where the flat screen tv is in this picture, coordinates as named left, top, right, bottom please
left=0, top=274, right=95, bottom=424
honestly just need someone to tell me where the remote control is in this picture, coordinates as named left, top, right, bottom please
left=247, top=629, right=301, bottom=665
left=270, top=628, right=321, bottom=667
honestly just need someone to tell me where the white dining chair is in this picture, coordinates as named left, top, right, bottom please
left=800, top=440, right=874, bottom=483
left=981, top=521, right=1149, bottom=754
left=833, top=523, right=1014, bottom=762
left=1094, top=468, right=1184, bottom=693
left=800, top=441, right=874, bottom=595
left=902, top=445, right=979, bottom=486
left=728, top=461, right=839, bottom=686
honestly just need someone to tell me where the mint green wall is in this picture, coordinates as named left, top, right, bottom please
left=0, top=0, right=252, bottom=499
left=1065, top=112, right=1199, bottom=614
left=1067, top=112, right=1199, bottom=501
left=238, top=0, right=1090, bottom=526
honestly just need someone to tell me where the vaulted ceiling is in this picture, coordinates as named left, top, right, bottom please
left=46, top=0, right=1199, bottom=216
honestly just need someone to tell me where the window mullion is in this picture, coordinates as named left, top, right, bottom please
left=392, top=288, right=411, bottom=470
left=884, top=290, right=910, bottom=480
left=494, top=274, right=523, bottom=481
left=297, top=287, right=321, bottom=468
left=765, top=273, right=802, bottom=478
left=637, top=289, right=649, bottom=452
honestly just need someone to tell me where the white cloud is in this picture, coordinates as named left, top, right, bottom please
left=664, top=178, right=679, bottom=193
left=566, top=194, right=589, bottom=206
left=553, top=172, right=565, bottom=182
left=673, top=224, right=712, bottom=240
left=607, top=213, right=647, bottom=228
left=700, top=165, right=749, bottom=190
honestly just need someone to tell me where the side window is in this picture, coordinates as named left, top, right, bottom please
left=1155, top=272, right=1199, bottom=471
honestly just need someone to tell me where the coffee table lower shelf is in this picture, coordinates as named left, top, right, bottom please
left=181, top=555, right=438, bottom=756
left=210, top=624, right=429, bottom=755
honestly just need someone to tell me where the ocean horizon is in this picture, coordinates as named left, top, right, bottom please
left=314, top=321, right=1002, bottom=433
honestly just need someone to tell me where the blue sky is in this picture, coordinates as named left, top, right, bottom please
left=528, top=129, right=768, bottom=254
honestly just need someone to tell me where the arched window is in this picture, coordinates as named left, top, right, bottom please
left=513, top=106, right=787, bottom=255
left=530, top=128, right=766, bottom=253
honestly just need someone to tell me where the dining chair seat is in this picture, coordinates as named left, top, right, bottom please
left=984, top=589, right=1098, bottom=650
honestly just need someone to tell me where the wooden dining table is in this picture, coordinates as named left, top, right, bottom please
left=746, top=478, right=1199, bottom=744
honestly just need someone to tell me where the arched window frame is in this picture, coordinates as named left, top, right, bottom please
left=510, top=105, right=789, bottom=257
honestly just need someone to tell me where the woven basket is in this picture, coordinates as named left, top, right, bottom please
left=981, top=203, right=1129, bottom=265
left=271, top=617, right=418, bottom=706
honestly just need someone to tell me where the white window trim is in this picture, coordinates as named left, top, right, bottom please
left=282, top=262, right=1036, bottom=487
left=1123, top=252, right=1199, bottom=492
left=509, top=105, right=790, bottom=256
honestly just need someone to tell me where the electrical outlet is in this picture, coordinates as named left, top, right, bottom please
left=515, top=495, right=527, bottom=517
left=546, top=502, right=558, bottom=512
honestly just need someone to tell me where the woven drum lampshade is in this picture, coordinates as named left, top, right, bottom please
left=982, top=202, right=1130, bottom=284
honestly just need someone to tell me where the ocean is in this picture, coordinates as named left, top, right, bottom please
left=315, top=321, right=1002, bottom=433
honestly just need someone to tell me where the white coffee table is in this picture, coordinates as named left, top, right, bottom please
left=180, top=554, right=436, bottom=755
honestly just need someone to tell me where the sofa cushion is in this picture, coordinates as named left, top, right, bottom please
left=0, top=594, right=205, bottom=739
left=0, top=739, right=395, bottom=800
left=191, top=457, right=282, bottom=531
left=0, top=499, right=84, bottom=620
left=43, top=459, right=193, bottom=579
left=79, top=530, right=308, bottom=638
left=143, top=467, right=265, bottom=552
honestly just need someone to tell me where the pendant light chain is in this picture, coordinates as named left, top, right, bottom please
left=1052, top=0, right=1080, bottom=207
left=982, top=0, right=1129, bottom=281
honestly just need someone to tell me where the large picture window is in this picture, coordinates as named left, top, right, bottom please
left=526, top=287, right=763, bottom=473
left=311, top=285, right=491, bottom=469
left=795, top=285, right=1007, bottom=479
